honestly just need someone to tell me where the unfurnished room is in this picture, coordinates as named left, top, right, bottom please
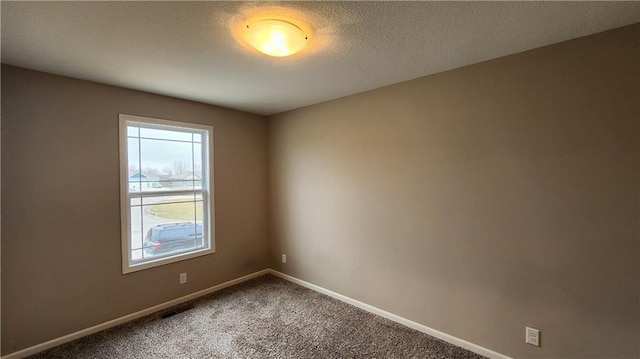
left=1, top=1, right=639, bottom=358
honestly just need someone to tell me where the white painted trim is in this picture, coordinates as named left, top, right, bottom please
left=269, top=270, right=512, bottom=359
left=1, top=269, right=270, bottom=359
left=3, top=268, right=510, bottom=359
left=118, top=113, right=215, bottom=274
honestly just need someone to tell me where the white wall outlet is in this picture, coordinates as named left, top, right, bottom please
left=179, top=272, right=187, bottom=284
left=281, top=254, right=287, bottom=264
left=526, top=327, right=540, bottom=347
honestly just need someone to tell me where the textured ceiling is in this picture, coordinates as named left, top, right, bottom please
left=2, top=1, right=639, bottom=116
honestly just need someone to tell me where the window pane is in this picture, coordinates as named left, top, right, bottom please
left=141, top=193, right=197, bottom=206
left=140, top=181, right=165, bottom=192
left=169, top=179, right=202, bottom=190
left=127, top=126, right=139, bottom=137
left=194, top=142, right=203, bottom=178
left=156, top=180, right=197, bottom=191
left=144, top=198, right=202, bottom=222
left=139, top=201, right=204, bottom=258
left=128, top=138, right=141, bottom=192
left=136, top=200, right=201, bottom=260
left=193, top=133, right=202, bottom=143
left=140, top=138, right=193, bottom=181
left=138, top=193, right=203, bottom=205
left=140, top=137, right=193, bottom=169
left=130, top=206, right=144, bottom=260
left=139, top=127, right=194, bottom=142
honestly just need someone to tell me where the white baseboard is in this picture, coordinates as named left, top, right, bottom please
left=1, top=269, right=270, bottom=359
left=269, top=269, right=512, bottom=359
left=4, top=268, right=510, bottom=359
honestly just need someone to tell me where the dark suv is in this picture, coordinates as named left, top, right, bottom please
left=143, top=222, right=204, bottom=256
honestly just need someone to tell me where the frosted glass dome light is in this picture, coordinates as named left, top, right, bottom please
left=243, top=19, right=308, bottom=57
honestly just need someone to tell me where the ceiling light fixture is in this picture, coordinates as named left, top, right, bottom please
left=243, top=19, right=308, bottom=57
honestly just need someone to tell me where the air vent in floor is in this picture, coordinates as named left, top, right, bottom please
left=160, top=304, right=194, bottom=319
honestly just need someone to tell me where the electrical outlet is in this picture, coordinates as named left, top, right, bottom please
left=526, top=327, right=540, bottom=347
left=179, top=273, right=187, bottom=284
left=281, top=254, right=287, bottom=264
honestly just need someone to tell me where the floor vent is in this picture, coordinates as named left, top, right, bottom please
left=160, top=304, right=194, bottom=319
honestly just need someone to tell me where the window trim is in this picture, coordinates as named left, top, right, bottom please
left=119, top=113, right=215, bottom=274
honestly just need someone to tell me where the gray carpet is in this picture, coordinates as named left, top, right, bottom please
left=30, top=275, right=485, bottom=358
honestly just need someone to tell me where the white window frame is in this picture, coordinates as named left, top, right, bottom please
left=119, top=114, right=215, bottom=274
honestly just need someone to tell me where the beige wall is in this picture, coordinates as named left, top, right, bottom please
left=269, top=24, right=639, bottom=358
left=1, top=65, right=269, bottom=354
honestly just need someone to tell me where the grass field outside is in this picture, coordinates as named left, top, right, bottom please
left=149, top=199, right=203, bottom=221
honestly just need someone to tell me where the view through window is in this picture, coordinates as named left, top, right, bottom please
left=119, top=114, right=214, bottom=273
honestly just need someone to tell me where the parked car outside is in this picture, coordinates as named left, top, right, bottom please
left=143, top=222, right=204, bottom=256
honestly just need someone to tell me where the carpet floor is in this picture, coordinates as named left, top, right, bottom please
left=30, top=274, right=485, bottom=358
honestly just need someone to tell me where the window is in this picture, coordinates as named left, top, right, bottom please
left=119, top=114, right=214, bottom=273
